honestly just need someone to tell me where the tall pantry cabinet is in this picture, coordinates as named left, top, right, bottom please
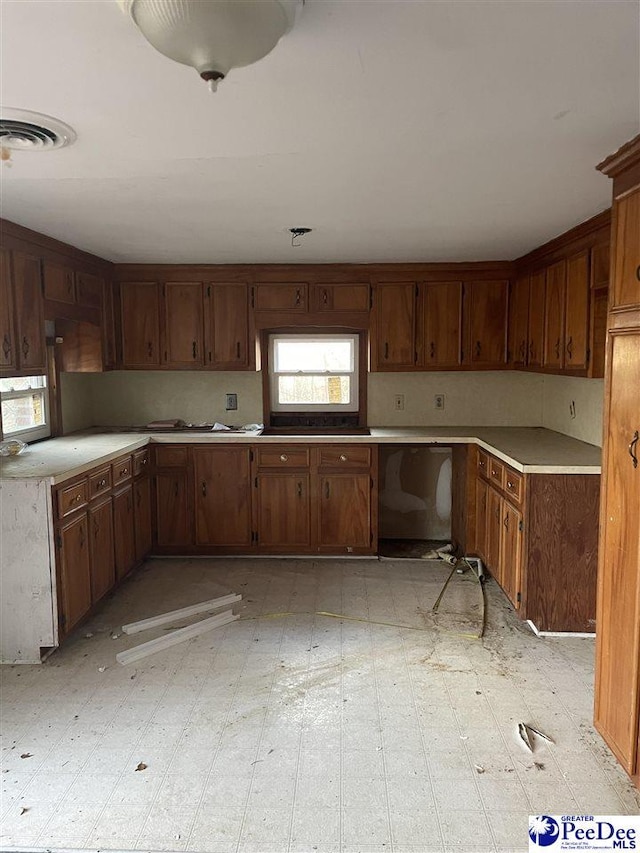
left=594, top=135, right=640, bottom=783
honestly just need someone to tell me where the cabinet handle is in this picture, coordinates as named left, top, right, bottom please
left=555, top=337, right=560, bottom=359
left=503, top=513, right=509, bottom=530
left=141, top=458, right=147, bottom=466
left=430, top=341, right=435, bottom=359
left=629, top=430, right=639, bottom=469
left=339, top=454, right=348, bottom=462
left=236, top=341, right=241, bottom=359
left=67, top=274, right=74, bottom=296
left=322, top=289, right=328, bottom=305
left=202, top=481, right=207, bottom=497
left=384, top=342, right=389, bottom=360
left=280, top=454, right=288, bottom=462
left=192, top=340, right=197, bottom=359
left=325, top=481, right=330, bottom=499
left=22, top=336, right=29, bottom=358
left=636, top=265, right=640, bottom=281
left=295, top=288, right=301, bottom=305
left=174, top=482, right=179, bottom=497
left=529, top=340, right=534, bottom=360
left=519, top=341, right=526, bottom=360
left=147, top=341, right=153, bottom=357
left=2, top=334, right=11, bottom=359
left=475, top=341, right=481, bottom=357
left=120, top=468, right=128, bottom=476
left=479, top=459, right=485, bottom=468
left=566, top=336, right=573, bottom=359
left=297, top=481, right=302, bottom=498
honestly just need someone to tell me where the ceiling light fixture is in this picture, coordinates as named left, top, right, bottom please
left=118, top=0, right=302, bottom=92
left=289, top=227, right=311, bottom=247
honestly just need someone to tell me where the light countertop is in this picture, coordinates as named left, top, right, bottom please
left=0, top=426, right=601, bottom=485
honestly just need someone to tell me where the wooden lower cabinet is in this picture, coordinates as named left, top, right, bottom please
left=500, top=500, right=523, bottom=609
left=133, top=477, right=152, bottom=562
left=113, top=485, right=136, bottom=580
left=194, top=447, right=252, bottom=548
left=475, top=477, right=488, bottom=561
left=256, top=473, right=312, bottom=550
left=89, top=496, right=115, bottom=603
left=318, top=473, right=372, bottom=552
left=155, top=470, right=192, bottom=547
left=485, top=487, right=503, bottom=584
left=57, top=513, right=92, bottom=636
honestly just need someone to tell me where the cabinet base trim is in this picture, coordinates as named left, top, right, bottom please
left=527, top=619, right=595, bottom=638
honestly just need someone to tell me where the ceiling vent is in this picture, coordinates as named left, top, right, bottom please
left=0, top=108, right=76, bottom=151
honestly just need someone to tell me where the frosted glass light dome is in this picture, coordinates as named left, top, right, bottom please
left=118, top=0, right=301, bottom=90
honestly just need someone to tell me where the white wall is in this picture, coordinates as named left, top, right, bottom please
left=59, top=373, right=95, bottom=434
left=541, top=374, right=604, bottom=447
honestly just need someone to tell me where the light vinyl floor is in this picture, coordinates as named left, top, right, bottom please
left=1, top=557, right=639, bottom=853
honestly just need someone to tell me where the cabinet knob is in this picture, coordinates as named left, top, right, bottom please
left=99, top=479, right=107, bottom=487
left=280, top=454, right=288, bottom=462
left=120, top=468, right=128, bottom=476
left=339, top=454, right=348, bottom=462
left=75, top=494, right=82, bottom=502
left=142, top=458, right=147, bottom=466
left=507, top=480, right=514, bottom=489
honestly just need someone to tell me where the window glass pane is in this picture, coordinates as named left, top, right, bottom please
left=274, top=339, right=353, bottom=372
left=1, top=392, right=46, bottom=433
left=0, top=375, right=47, bottom=393
left=278, top=375, right=351, bottom=406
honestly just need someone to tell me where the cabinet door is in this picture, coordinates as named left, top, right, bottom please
left=564, top=251, right=590, bottom=370
left=194, top=447, right=252, bottom=546
left=57, top=513, right=92, bottom=635
left=13, top=251, right=46, bottom=372
left=464, top=280, right=508, bottom=367
left=486, top=487, right=502, bottom=583
left=43, top=261, right=75, bottom=304
left=595, top=331, right=640, bottom=774
left=509, top=275, right=529, bottom=367
left=314, top=284, right=370, bottom=313
left=0, top=248, right=16, bottom=372
left=155, top=471, right=192, bottom=547
left=163, top=282, right=204, bottom=367
left=134, top=477, right=152, bottom=562
left=120, top=282, right=160, bottom=367
left=89, top=497, right=115, bottom=603
left=318, top=473, right=372, bottom=552
left=254, top=284, right=307, bottom=312
left=256, top=473, right=311, bottom=550
left=475, top=477, right=488, bottom=560
left=422, top=281, right=462, bottom=368
left=527, top=270, right=545, bottom=367
left=543, top=260, right=566, bottom=368
left=373, top=282, right=417, bottom=369
left=208, top=283, right=249, bottom=368
left=113, top=485, right=135, bottom=580
left=76, top=272, right=103, bottom=309
left=611, top=186, right=640, bottom=311
left=500, top=501, right=523, bottom=609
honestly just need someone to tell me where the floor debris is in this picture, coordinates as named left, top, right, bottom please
left=518, top=722, right=554, bottom=752
left=135, top=762, right=147, bottom=772
left=121, top=592, right=241, bottom=635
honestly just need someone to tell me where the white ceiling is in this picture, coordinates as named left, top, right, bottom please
left=1, top=0, right=639, bottom=264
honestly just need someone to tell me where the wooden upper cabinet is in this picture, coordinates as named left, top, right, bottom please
left=254, top=283, right=308, bottom=312
left=207, top=283, right=250, bottom=369
left=527, top=270, right=545, bottom=367
left=564, top=251, right=590, bottom=371
left=162, top=282, right=204, bottom=367
left=543, top=260, right=566, bottom=369
left=0, top=248, right=16, bottom=372
left=12, top=251, right=46, bottom=372
left=373, top=282, right=417, bottom=369
left=421, top=281, right=462, bottom=368
left=120, top=282, right=160, bottom=367
left=610, top=186, right=640, bottom=311
left=43, top=261, right=75, bottom=304
left=463, top=280, right=508, bottom=367
left=508, top=275, right=529, bottom=367
left=76, top=272, right=103, bottom=309
left=313, top=283, right=370, bottom=313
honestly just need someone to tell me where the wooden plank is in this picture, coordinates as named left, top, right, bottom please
left=122, top=593, right=241, bottom=635
left=116, top=611, right=239, bottom=665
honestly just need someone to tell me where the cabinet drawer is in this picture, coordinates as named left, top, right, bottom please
left=256, top=447, right=310, bottom=468
left=318, top=446, right=371, bottom=468
left=112, top=456, right=133, bottom=485
left=155, top=446, right=189, bottom=468
left=58, top=480, right=88, bottom=518
left=504, top=468, right=523, bottom=504
left=477, top=450, right=489, bottom=478
left=133, top=449, right=150, bottom=477
left=488, top=457, right=504, bottom=488
left=88, top=467, right=112, bottom=500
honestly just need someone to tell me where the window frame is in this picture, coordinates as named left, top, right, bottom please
left=0, top=375, right=51, bottom=443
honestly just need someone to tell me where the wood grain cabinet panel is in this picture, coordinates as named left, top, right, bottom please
left=610, top=185, right=640, bottom=311
left=373, top=282, right=417, bottom=369
left=474, top=476, right=488, bottom=561
left=113, top=485, right=135, bottom=581
left=509, top=275, right=529, bottom=367
left=318, top=473, right=372, bottom=552
left=422, top=281, right=462, bottom=368
left=43, top=261, right=75, bottom=304
left=500, top=500, right=523, bottom=609
left=207, top=283, right=249, bottom=368
left=76, top=272, right=103, bottom=309
left=464, top=280, right=508, bottom=367
left=133, top=476, right=152, bottom=563
left=254, top=283, right=308, bottom=312
left=564, top=251, right=590, bottom=370
left=313, top=283, right=370, bottom=313
left=486, top=486, right=503, bottom=586
left=256, top=473, right=312, bottom=550
left=527, top=270, right=546, bottom=367
left=163, top=282, right=204, bottom=367
left=120, top=282, right=160, bottom=367
left=543, top=260, right=566, bottom=368
left=155, top=471, right=192, bottom=547
left=89, top=497, right=115, bottom=603
left=12, top=251, right=46, bottom=372
left=57, top=513, right=92, bottom=635
left=193, top=447, right=252, bottom=547
left=0, top=248, right=17, bottom=372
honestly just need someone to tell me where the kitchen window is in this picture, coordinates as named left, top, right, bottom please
left=0, top=375, right=51, bottom=442
left=269, top=333, right=359, bottom=412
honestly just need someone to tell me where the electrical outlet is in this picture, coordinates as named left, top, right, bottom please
left=434, top=394, right=445, bottom=410
left=394, top=394, right=405, bottom=411
left=225, top=393, right=238, bottom=411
